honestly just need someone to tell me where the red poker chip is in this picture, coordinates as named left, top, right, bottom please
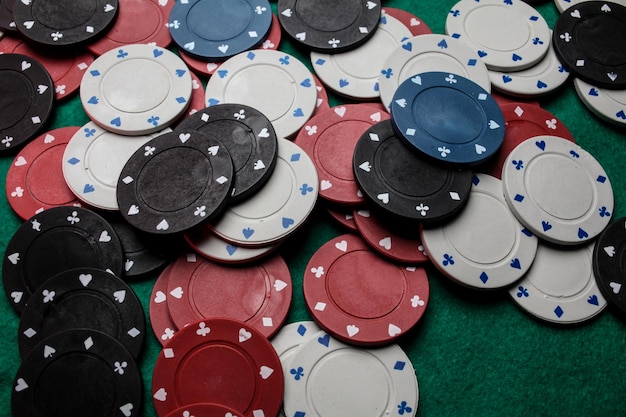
left=6, top=127, right=83, bottom=220
left=152, top=318, right=284, bottom=417
left=185, top=71, right=206, bottom=118
left=0, top=36, right=93, bottom=101
left=312, top=74, right=331, bottom=115
left=87, top=0, right=174, bottom=56
left=164, top=403, right=244, bottom=417
left=149, top=263, right=178, bottom=346
left=303, top=234, right=430, bottom=346
left=179, top=13, right=282, bottom=76
left=382, top=7, right=433, bottom=36
left=353, top=208, right=429, bottom=265
left=166, top=252, right=291, bottom=338
left=326, top=205, right=358, bottom=232
left=478, top=102, right=575, bottom=179
left=294, top=104, right=390, bottom=206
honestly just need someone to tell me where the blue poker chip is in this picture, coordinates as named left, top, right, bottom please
left=168, top=0, right=273, bottom=62
left=390, top=71, right=505, bottom=166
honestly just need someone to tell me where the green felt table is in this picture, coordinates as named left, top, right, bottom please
left=1, top=1, right=626, bottom=416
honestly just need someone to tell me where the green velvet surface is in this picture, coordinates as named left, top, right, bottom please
left=1, top=1, right=626, bottom=416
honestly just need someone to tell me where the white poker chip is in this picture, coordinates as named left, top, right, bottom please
left=421, top=174, right=538, bottom=290
left=554, top=0, right=626, bottom=13
left=283, top=332, right=419, bottom=417
left=378, top=34, right=490, bottom=110
left=445, top=0, right=551, bottom=71
left=62, top=122, right=170, bottom=210
left=184, top=225, right=278, bottom=264
left=502, top=135, right=614, bottom=245
left=209, top=138, right=318, bottom=247
left=80, top=44, right=192, bottom=135
left=509, top=241, right=607, bottom=324
left=489, top=32, right=570, bottom=97
left=574, top=78, right=626, bottom=127
left=205, top=50, right=318, bottom=138
left=310, top=14, right=412, bottom=100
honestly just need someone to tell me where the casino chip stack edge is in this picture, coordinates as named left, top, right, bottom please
left=0, top=1, right=625, bottom=416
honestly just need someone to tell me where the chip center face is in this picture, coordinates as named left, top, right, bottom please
left=308, top=350, right=390, bottom=416
left=108, top=1, right=161, bottom=42
left=576, top=15, right=626, bottom=67
left=188, top=0, right=252, bottom=41
left=526, top=154, right=594, bottom=220
left=32, top=0, right=97, bottom=30
left=464, top=6, right=530, bottom=52
left=102, top=59, right=171, bottom=113
left=415, top=87, right=483, bottom=145
left=295, top=0, right=361, bottom=32
left=0, top=71, right=32, bottom=129
left=28, top=146, right=78, bottom=205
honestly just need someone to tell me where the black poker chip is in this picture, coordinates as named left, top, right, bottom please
left=0, top=0, right=16, bottom=31
left=116, top=129, right=234, bottom=235
left=12, top=0, right=119, bottom=47
left=17, top=268, right=145, bottom=359
left=553, top=1, right=626, bottom=89
left=277, top=0, right=381, bottom=53
left=593, top=217, right=626, bottom=316
left=0, top=53, right=54, bottom=154
left=175, top=104, right=279, bottom=203
left=353, top=120, right=473, bottom=223
left=2, top=206, right=124, bottom=315
left=12, top=328, right=143, bottom=417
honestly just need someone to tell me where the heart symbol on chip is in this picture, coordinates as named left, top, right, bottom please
left=239, top=328, right=252, bottom=342
left=300, top=78, right=312, bottom=87
left=99, top=231, right=111, bottom=242
left=321, top=180, right=332, bottom=190
left=11, top=292, right=22, bottom=304
left=502, top=75, right=512, bottom=83
left=610, top=282, right=622, bottom=294
left=410, top=18, right=420, bottom=26
left=411, top=75, right=422, bottom=85
left=318, top=333, right=330, bottom=347
left=295, top=32, right=306, bottom=41
left=537, top=80, right=548, bottom=89
left=154, top=291, right=166, bottom=303
left=258, top=128, right=270, bottom=138
left=478, top=50, right=487, bottom=57
left=335, top=240, right=348, bottom=252
left=179, top=133, right=190, bottom=143
left=535, top=140, right=546, bottom=150
left=512, top=53, right=522, bottom=62
left=282, top=217, right=295, bottom=228
left=346, top=325, right=359, bottom=337
left=334, top=107, right=347, bottom=117
left=206, top=63, right=218, bottom=72
left=570, top=9, right=581, bottom=18
left=21, top=60, right=31, bottom=71
left=377, top=193, right=390, bottom=204
left=113, top=290, right=126, bottom=303
left=43, top=345, right=56, bottom=358
left=388, top=324, right=402, bottom=337
left=339, top=79, right=349, bottom=88
left=259, top=366, right=274, bottom=379
left=379, top=237, right=392, bottom=250
left=578, top=228, right=589, bottom=239
left=119, top=404, right=133, bottom=417
left=402, top=42, right=412, bottom=51
left=15, top=378, right=28, bottom=392
left=370, top=112, right=381, bottom=122
left=153, top=388, right=167, bottom=402
left=110, top=117, right=122, bottom=127
left=156, top=219, right=169, bottom=231
left=15, top=156, right=27, bottom=166
left=79, top=274, right=92, bottom=286
left=616, top=110, right=626, bottom=120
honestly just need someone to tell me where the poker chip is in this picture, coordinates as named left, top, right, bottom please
left=184, top=226, right=279, bottom=264
left=554, top=0, right=626, bottom=13
left=478, top=103, right=575, bottom=179
left=354, top=208, right=429, bottom=265
left=164, top=404, right=244, bottom=417
left=175, top=104, right=279, bottom=203
left=0, top=53, right=54, bottom=153
left=18, top=268, right=145, bottom=359
left=12, top=329, right=142, bottom=417
left=489, top=32, right=570, bottom=97
left=277, top=0, right=381, bottom=53
left=378, top=34, right=491, bottom=110
left=391, top=71, right=505, bottom=166
left=310, top=13, right=412, bottom=99
left=62, top=122, right=170, bottom=211
left=422, top=174, right=538, bottom=289
left=271, top=320, right=322, bottom=365
left=12, top=0, right=119, bottom=46
left=116, top=129, right=233, bottom=235
left=326, top=206, right=358, bottom=232
left=0, top=0, right=16, bottom=32
left=446, top=0, right=551, bottom=71
left=510, top=241, right=607, bottom=324
left=593, top=217, right=626, bottom=316
left=204, top=49, right=317, bottom=138
left=168, top=0, right=272, bottom=61
left=353, top=120, right=473, bottom=223
left=149, top=264, right=178, bottom=346
left=283, top=332, right=419, bottom=417
left=0, top=36, right=94, bottom=100
left=312, top=73, right=330, bottom=114
left=151, top=318, right=284, bottom=417
left=80, top=44, right=192, bottom=135
left=186, top=71, right=206, bottom=117
left=6, top=127, right=82, bottom=220
left=179, top=12, right=282, bottom=77
left=295, top=104, right=390, bottom=206
left=2, top=206, right=124, bottom=314
left=553, top=1, right=626, bottom=89
left=166, top=253, right=291, bottom=338
left=502, top=135, right=614, bottom=245
left=87, top=0, right=173, bottom=56
left=303, top=234, right=429, bottom=345
left=573, top=77, right=626, bottom=126
left=209, top=138, right=318, bottom=247
left=382, top=7, right=432, bottom=36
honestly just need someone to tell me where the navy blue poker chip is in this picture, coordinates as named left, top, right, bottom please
left=390, top=71, right=505, bottom=166
left=168, top=0, right=273, bottom=62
